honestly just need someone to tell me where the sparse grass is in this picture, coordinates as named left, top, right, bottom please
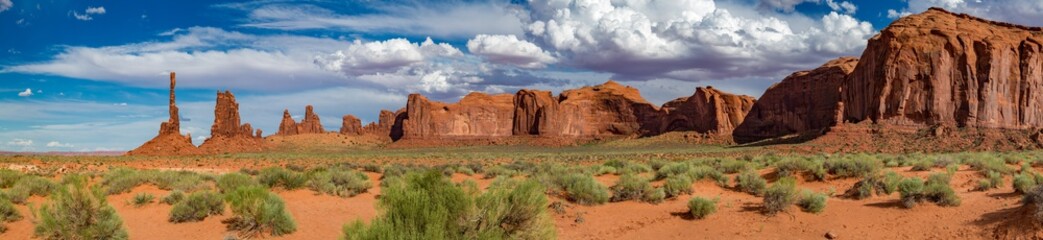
left=824, top=155, right=881, bottom=178
left=161, top=190, right=186, bottom=205
left=308, top=167, right=372, bottom=197
left=257, top=167, right=307, bottom=190
left=169, top=191, right=224, bottom=223
left=734, top=170, right=767, bottom=196
left=0, top=193, right=21, bottom=233
left=1014, top=172, right=1041, bottom=194
left=559, top=173, right=611, bottom=205
left=610, top=174, right=653, bottom=202
left=34, top=177, right=128, bottom=240
left=763, top=177, right=798, bottom=215
left=975, top=171, right=1003, bottom=191
left=8, top=176, right=58, bottom=204
left=0, top=169, right=24, bottom=188
left=130, top=192, right=155, bottom=207
left=798, top=191, right=828, bottom=213
left=224, top=186, right=296, bottom=237
left=687, top=197, right=716, bottom=219
left=774, top=157, right=826, bottom=181
left=642, top=188, right=666, bottom=204
left=898, top=177, right=925, bottom=208
left=217, top=172, right=258, bottom=193
left=663, top=175, right=693, bottom=198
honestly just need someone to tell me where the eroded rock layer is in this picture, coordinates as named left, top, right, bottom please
left=733, top=57, right=858, bottom=144
left=340, top=115, right=363, bottom=135
left=660, top=86, right=755, bottom=135
left=401, top=92, right=515, bottom=139
left=843, top=8, right=1043, bottom=129
left=128, top=72, right=201, bottom=156
left=552, top=81, right=663, bottom=137
left=277, top=105, right=326, bottom=135
left=198, top=91, right=266, bottom=153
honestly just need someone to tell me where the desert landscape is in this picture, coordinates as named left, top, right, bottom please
left=5, top=3, right=1043, bottom=240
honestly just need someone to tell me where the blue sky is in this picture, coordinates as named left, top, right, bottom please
left=1, top=0, right=1039, bottom=152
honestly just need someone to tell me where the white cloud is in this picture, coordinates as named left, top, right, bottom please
left=758, top=0, right=815, bottom=12
left=314, top=37, right=461, bottom=75
left=234, top=2, right=524, bottom=39
left=904, top=0, right=1043, bottom=26
left=7, top=139, right=32, bottom=147
left=71, top=11, right=92, bottom=21
left=0, top=0, right=11, bottom=13
left=887, top=9, right=912, bottom=19
left=520, top=0, right=875, bottom=81
left=467, top=34, right=557, bottom=68
left=826, top=0, right=857, bottom=14
left=17, top=88, right=32, bottom=97
left=86, top=6, right=106, bottom=15
left=46, top=141, right=73, bottom=148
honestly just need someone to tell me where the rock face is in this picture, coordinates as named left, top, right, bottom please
left=733, top=57, right=858, bottom=143
left=401, top=92, right=515, bottom=139
left=198, top=91, right=266, bottom=153
left=660, top=86, right=755, bottom=135
left=128, top=72, right=201, bottom=155
left=552, top=81, right=663, bottom=137
left=513, top=89, right=559, bottom=135
left=843, top=8, right=1043, bottom=129
left=277, top=105, right=326, bottom=135
left=340, top=115, right=363, bottom=135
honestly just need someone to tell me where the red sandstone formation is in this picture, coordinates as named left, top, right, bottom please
left=660, top=86, right=755, bottom=135
left=513, top=89, right=560, bottom=135
left=277, top=105, right=326, bottom=135
left=340, top=115, right=363, bottom=135
left=843, top=8, right=1043, bottom=129
left=733, top=57, right=858, bottom=143
left=128, top=72, right=201, bottom=155
left=401, top=92, right=515, bottom=139
left=198, top=91, right=267, bottom=153
left=552, top=81, right=662, bottom=137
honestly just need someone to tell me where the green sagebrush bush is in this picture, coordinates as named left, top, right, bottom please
left=307, top=167, right=372, bottom=197
left=762, top=177, right=798, bottom=215
left=224, top=186, right=296, bottom=238
left=257, top=167, right=307, bottom=190
left=169, top=191, right=224, bottom=223
left=342, top=171, right=555, bottom=240
left=217, top=172, right=258, bottom=194
left=34, top=177, right=128, bottom=240
left=609, top=174, right=652, bottom=202
left=687, top=197, right=716, bottom=219
left=734, top=170, right=767, bottom=196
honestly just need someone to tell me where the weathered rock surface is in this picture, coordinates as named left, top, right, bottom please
left=843, top=8, right=1043, bottom=129
left=340, top=115, right=363, bottom=135
left=513, top=89, right=559, bottom=135
left=128, top=72, right=201, bottom=155
left=552, top=81, right=663, bottom=137
left=277, top=105, right=326, bottom=135
left=734, top=57, right=858, bottom=143
left=401, top=92, right=515, bottom=139
left=660, top=86, right=755, bottom=135
left=198, top=91, right=267, bottom=153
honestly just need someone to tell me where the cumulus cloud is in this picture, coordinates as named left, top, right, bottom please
left=758, top=0, right=815, bottom=12
left=0, top=0, right=12, bottom=13
left=314, top=37, right=460, bottom=75
left=232, top=2, right=524, bottom=39
left=6, top=139, right=32, bottom=147
left=520, top=0, right=875, bottom=81
left=17, top=88, right=32, bottom=97
left=826, top=0, right=857, bottom=14
left=70, top=6, right=106, bottom=21
left=904, top=0, right=1043, bottom=26
left=86, top=6, right=106, bottom=15
left=887, top=9, right=912, bottom=19
left=467, top=34, right=556, bottom=68
left=46, top=141, right=73, bottom=148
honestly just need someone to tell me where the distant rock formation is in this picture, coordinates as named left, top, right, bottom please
left=340, top=115, right=363, bottom=135
left=733, top=57, right=857, bottom=144
left=127, top=72, right=201, bottom=155
left=660, top=86, right=755, bottom=135
left=401, top=92, right=515, bottom=139
left=843, top=8, right=1043, bottom=129
left=198, top=91, right=267, bottom=153
left=277, top=105, right=325, bottom=135
left=513, top=89, right=559, bottom=135
left=551, top=81, right=662, bottom=137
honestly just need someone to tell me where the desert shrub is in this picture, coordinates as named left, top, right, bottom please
left=308, top=167, right=372, bottom=197
left=976, top=171, right=1004, bottom=191
left=716, top=159, right=750, bottom=174
left=1014, top=173, right=1040, bottom=194
left=34, top=178, right=128, bottom=240
left=642, top=188, right=666, bottom=204
left=343, top=171, right=555, bottom=240
left=774, top=157, right=825, bottom=181
left=656, top=162, right=690, bottom=180
left=483, top=166, right=519, bottom=179
left=910, top=160, right=933, bottom=171
left=8, top=176, right=58, bottom=204
left=224, top=186, right=296, bottom=237
left=897, top=178, right=925, bottom=208
left=879, top=171, right=903, bottom=195
left=734, top=170, right=767, bottom=196
left=798, top=191, right=828, bottom=213
left=257, top=167, right=307, bottom=190
left=361, top=164, right=383, bottom=173
left=610, top=174, right=653, bottom=202
left=169, top=191, right=224, bottom=223
left=619, top=163, right=652, bottom=175
left=663, top=175, right=694, bottom=198
left=161, top=190, right=186, bottom=205
left=1023, top=185, right=1043, bottom=223
left=560, top=173, right=610, bottom=205
left=846, top=171, right=902, bottom=199
left=130, top=192, right=155, bottom=207
left=0, top=169, right=23, bottom=188
left=149, top=171, right=209, bottom=192
left=0, top=194, right=22, bottom=233
left=648, top=159, right=669, bottom=171
left=965, top=157, right=1013, bottom=174
left=470, top=178, right=556, bottom=239
left=217, top=172, right=258, bottom=193
left=591, top=165, right=616, bottom=176
left=762, top=177, right=798, bottom=215
left=101, top=168, right=148, bottom=194
left=923, top=174, right=960, bottom=207
left=687, top=197, right=716, bottom=219
left=824, top=156, right=880, bottom=178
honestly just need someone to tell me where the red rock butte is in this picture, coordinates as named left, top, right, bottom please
left=127, top=72, right=202, bottom=155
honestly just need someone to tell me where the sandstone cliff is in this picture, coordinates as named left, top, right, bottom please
left=513, top=89, right=559, bottom=135
left=733, top=57, right=858, bottom=143
left=401, top=92, right=515, bottom=139
left=128, top=72, right=201, bottom=155
left=277, top=105, right=326, bottom=135
left=660, top=86, right=755, bottom=135
left=198, top=91, right=267, bottom=153
left=843, top=8, right=1043, bottom=129
left=340, top=115, right=363, bottom=135
left=551, top=81, right=662, bottom=137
